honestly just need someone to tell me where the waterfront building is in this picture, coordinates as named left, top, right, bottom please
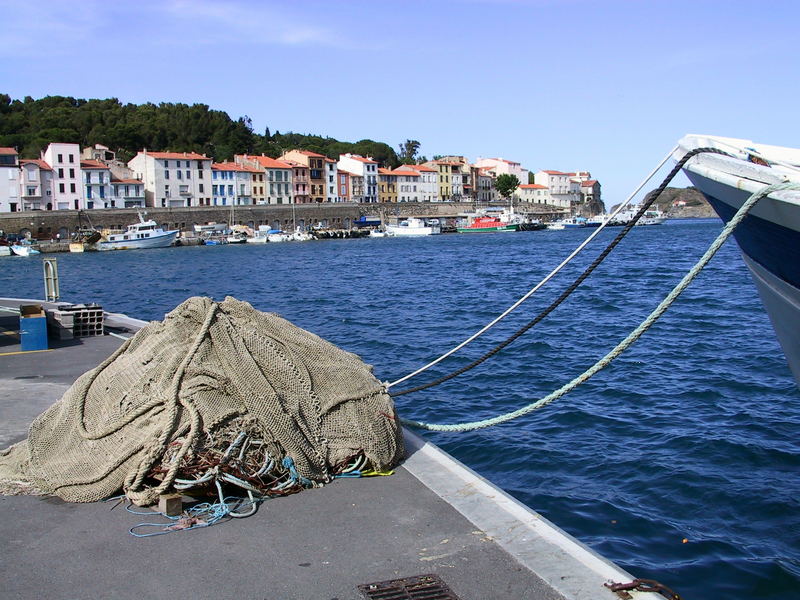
left=580, top=179, right=604, bottom=214
left=128, top=151, right=213, bottom=208
left=475, top=167, right=496, bottom=202
left=474, top=157, right=530, bottom=190
left=0, top=148, right=21, bottom=213
left=18, top=159, right=54, bottom=212
left=337, top=154, right=378, bottom=202
left=395, top=169, right=421, bottom=203
left=515, top=183, right=550, bottom=205
left=43, top=142, right=82, bottom=210
left=378, top=168, right=398, bottom=203
left=281, top=160, right=310, bottom=204
left=338, top=170, right=352, bottom=203
left=425, top=161, right=453, bottom=201
left=235, top=155, right=293, bottom=205
left=211, top=162, right=256, bottom=206
left=80, top=159, right=112, bottom=209
left=109, top=178, right=145, bottom=208
left=533, top=170, right=582, bottom=208
left=395, top=164, right=438, bottom=202
left=325, top=158, right=339, bottom=203
left=281, top=150, right=327, bottom=203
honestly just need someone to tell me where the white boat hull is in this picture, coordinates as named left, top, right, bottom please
left=678, top=134, right=800, bottom=385
left=97, top=230, right=178, bottom=251
left=10, top=245, right=40, bottom=257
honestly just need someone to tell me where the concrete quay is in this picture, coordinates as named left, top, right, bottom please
left=0, top=298, right=660, bottom=600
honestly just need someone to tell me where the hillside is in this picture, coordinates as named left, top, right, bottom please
left=0, top=94, right=401, bottom=167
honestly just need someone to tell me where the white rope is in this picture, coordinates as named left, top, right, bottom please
left=401, top=181, right=800, bottom=432
left=386, top=145, right=679, bottom=389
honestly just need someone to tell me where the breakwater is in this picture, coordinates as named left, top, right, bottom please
left=0, top=202, right=563, bottom=240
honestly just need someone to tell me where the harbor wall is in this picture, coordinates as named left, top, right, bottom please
left=1, top=202, right=563, bottom=238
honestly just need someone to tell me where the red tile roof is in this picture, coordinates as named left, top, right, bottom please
left=291, top=149, right=327, bottom=158
left=20, top=159, right=52, bottom=170
left=378, top=168, right=394, bottom=175
left=80, top=159, right=109, bottom=170
left=580, top=179, right=598, bottom=186
left=111, top=178, right=142, bottom=184
left=144, top=151, right=209, bottom=160
left=542, top=170, right=567, bottom=175
left=237, top=155, right=292, bottom=169
left=398, top=164, right=436, bottom=173
left=519, top=184, right=548, bottom=189
left=344, top=155, right=377, bottom=164
left=393, top=169, right=419, bottom=176
left=0, top=147, right=18, bottom=155
left=212, top=161, right=260, bottom=172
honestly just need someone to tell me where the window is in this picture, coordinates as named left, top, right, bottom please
left=86, top=186, right=92, bottom=198
left=27, top=186, right=36, bottom=195
left=186, top=170, right=190, bottom=179
left=58, top=154, right=63, bottom=162
left=58, top=168, right=64, bottom=178
left=199, top=184, right=204, bottom=193
left=70, top=183, right=76, bottom=193
left=69, top=154, right=74, bottom=163
left=164, top=170, right=170, bottom=179
left=177, top=170, right=182, bottom=179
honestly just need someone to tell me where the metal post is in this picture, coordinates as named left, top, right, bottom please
left=43, top=257, right=59, bottom=302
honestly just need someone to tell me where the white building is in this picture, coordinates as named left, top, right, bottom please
left=211, top=162, right=255, bottom=206
left=0, top=148, right=21, bottom=213
left=18, top=159, right=54, bottom=211
left=474, top=157, right=530, bottom=189
left=395, top=169, right=421, bottom=202
left=80, top=159, right=112, bottom=210
left=325, top=158, right=339, bottom=203
left=534, top=170, right=583, bottom=208
left=396, top=164, right=439, bottom=202
left=235, top=155, right=294, bottom=205
left=128, top=151, right=213, bottom=208
left=109, top=178, right=145, bottom=208
left=515, top=183, right=556, bottom=206
left=475, top=167, right=496, bottom=202
left=337, top=154, right=378, bottom=203
left=43, top=142, right=82, bottom=210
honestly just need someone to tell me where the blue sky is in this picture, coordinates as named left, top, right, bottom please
left=1, top=0, right=798, bottom=204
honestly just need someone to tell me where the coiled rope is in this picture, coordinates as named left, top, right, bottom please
left=390, top=147, right=730, bottom=397
left=400, top=180, right=800, bottom=432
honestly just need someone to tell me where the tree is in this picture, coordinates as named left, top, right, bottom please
left=494, top=174, right=520, bottom=199
left=398, top=139, right=420, bottom=164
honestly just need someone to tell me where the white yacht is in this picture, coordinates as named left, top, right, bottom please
left=97, top=213, right=178, bottom=251
left=385, top=217, right=440, bottom=236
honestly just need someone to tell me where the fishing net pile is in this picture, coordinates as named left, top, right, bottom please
left=0, top=296, right=404, bottom=506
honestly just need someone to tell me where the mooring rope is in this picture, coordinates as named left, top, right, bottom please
left=390, top=147, right=730, bottom=397
left=400, top=180, right=800, bottom=432
left=385, top=145, right=680, bottom=391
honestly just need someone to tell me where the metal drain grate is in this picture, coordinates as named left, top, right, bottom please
left=358, top=574, right=461, bottom=600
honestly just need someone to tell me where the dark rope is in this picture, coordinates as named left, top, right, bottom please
left=390, top=147, right=730, bottom=397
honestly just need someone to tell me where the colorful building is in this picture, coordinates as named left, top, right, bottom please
left=18, top=158, right=54, bottom=211
left=378, top=168, right=398, bottom=203
left=211, top=162, right=257, bottom=205
left=235, top=155, right=294, bottom=205
left=281, top=150, right=327, bottom=203
left=337, top=154, right=378, bottom=202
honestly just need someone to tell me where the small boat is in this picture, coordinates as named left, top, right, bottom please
left=97, top=212, right=179, bottom=251
left=247, top=226, right=271, bottom=244
left=0, top=246, right=10, bottom=257
left=10, top=244, right=40, bottom=257
left=677, top=134, right=800, bottom=386
left=547, top=216, right=587, bottom=229
left=457, top=215, right=519, bottom=233
left=369, top=230, right=392, bottom=238
left=385, top=217, right=440, bottom=236
left=226, top=232, right=249, bottom=244
left=268, top=231, right=292, bottom=243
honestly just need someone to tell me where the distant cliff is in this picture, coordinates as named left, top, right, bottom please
left=613, top=187, right=717, bottom=219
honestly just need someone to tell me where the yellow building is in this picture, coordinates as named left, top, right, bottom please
left=378, top=168, right=398, bottom=203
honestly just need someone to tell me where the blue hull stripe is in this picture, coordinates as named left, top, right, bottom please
left=705, top=195, right=800, bottom=290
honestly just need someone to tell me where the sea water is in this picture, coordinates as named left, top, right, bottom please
left=2, top=219, right=798, bottom=600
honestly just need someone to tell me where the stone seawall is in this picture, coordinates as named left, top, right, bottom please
left=1, top=202, right=564, bottom=239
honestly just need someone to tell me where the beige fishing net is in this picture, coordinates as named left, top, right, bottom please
left=0, top=296, right=404, bottom=505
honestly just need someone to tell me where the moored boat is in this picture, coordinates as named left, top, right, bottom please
left=10, top=244, right=40, bottom=257
left=457, top=215, right=519, bottom=233
left=677, top=134, right=800, bottom=385
left=97, top=212, right=178, bottom=251
left=385, top=217, right=440, bottom=236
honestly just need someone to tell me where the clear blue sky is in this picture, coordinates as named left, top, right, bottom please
left=1, top=0, right=798, bottom=204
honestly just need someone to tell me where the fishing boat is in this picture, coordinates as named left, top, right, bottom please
left=385, top=217, right=440, bottom=236
left=677, top=134, right=800, bottom=385
left=547, top=216, right=587, bottom=229
left=457, top=215, right=519, bottom=233
left=97, top=212, right=178, bottom=251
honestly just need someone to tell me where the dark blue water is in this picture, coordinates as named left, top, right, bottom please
left=2, top=220, right=799, bottom=599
